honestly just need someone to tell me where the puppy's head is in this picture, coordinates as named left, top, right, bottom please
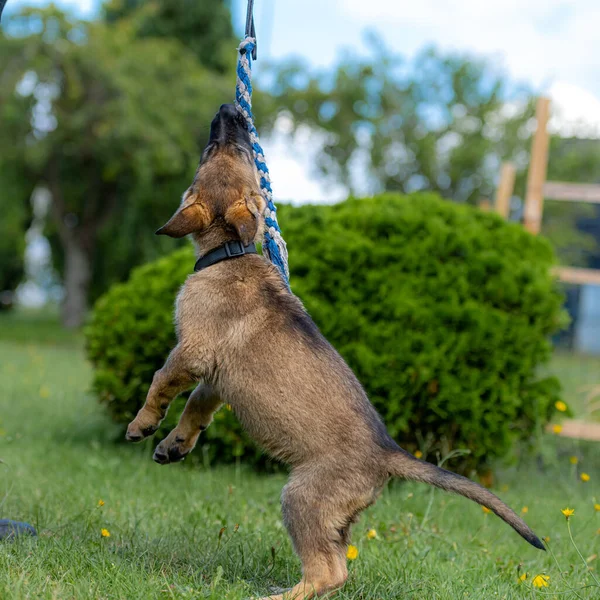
left=157, top=103, right=265, bottom=246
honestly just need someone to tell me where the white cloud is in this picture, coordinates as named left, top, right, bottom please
left=343, top=0, right=600, bottom=98
left=550, top=82, right=600, bottom=139
left=262, top=117, right=347, bottom=204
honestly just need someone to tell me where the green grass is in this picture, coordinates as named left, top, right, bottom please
left=0, top=315, right=599, bottom=599
left=547, top=352, right=600, bottom=420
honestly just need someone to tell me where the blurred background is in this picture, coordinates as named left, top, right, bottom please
left=1, top=0, right=599, bottom=335
left=1, top=2, right=600, bottom=597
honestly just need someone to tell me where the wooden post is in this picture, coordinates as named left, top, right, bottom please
left=494, top=162, right=516, bottom=219
left=523, top=97, right=551, bottom=234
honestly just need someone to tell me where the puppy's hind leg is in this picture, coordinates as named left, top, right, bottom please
left=153, top=384, right=223, bottom=464
left=260, top=474, right=350, bottom=600
left=126, top=345, right=195, bottom=442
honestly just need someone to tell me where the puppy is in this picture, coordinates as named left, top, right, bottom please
left=126, top=103, right=544, bottom=600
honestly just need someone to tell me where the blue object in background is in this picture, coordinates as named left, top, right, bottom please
left=575, top=284, right=600, bottom=354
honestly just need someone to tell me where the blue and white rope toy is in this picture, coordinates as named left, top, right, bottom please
left=235, top=28, right=289, bottom=284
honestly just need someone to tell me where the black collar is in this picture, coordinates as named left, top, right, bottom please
left=194, top=240, right=257, bottom=273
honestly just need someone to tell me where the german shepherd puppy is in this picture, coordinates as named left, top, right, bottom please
left=126, top=103, right=544, bottom=599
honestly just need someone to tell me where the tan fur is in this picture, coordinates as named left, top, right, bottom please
left=126, top=106, right=543, bottom=600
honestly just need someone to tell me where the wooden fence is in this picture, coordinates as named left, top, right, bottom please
left=494, top=97, right=600, bottom=286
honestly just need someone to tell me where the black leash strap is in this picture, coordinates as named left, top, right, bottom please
left=0, top=0, right=8, bottom=24
left=245, top=0, right=257, bottom=60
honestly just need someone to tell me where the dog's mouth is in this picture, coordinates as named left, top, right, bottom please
left=203, top=103, right=254, bottom=160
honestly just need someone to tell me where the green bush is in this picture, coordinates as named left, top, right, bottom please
left=86, top=193, right=566, bottom=472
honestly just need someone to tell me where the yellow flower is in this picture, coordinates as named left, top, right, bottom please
left=225, top=404, right=232, bottom=411
left=414, top=450, right=423, bottom=459
left=521, top=506, right=528, bottom=514
left=346, top=545, right=358, bottom=560
left=482, top=506, right=491, bottom=514
left=552, top=424, right=562, bottom=434
left=101, top=528, right=111, bottom=538
left=543, top=536, right=550, bottom=543
left=570, top=456, right=578, bottom=465
left=366, top=529, right=377, bottom=540
left=518, top=573, right=527, bottom=583
left=532, top=574, right=549, bottom=588
left=581, top=473, right=590, bottom=482
left=39, top=386, right=50, bottom=399
left=98, top=499, right=105, bottom=507
left=561, top=507, right=575, bottom=519
left=594, top=504, right=600, bottom=512
left=555, top=401, right=567, bottom=412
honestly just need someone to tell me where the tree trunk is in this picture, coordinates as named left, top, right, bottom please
left=61, top=239, right=92, bottom=329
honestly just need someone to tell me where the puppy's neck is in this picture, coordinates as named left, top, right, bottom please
left=191, top=223, right=248, bottom=259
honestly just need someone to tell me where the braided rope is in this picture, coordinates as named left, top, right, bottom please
left=236, top=36, right=289, bottom=283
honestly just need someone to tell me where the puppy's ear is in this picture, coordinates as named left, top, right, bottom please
left=225, top=193, right=265, bottom=246
left=156, top=191, right=210, bottom=238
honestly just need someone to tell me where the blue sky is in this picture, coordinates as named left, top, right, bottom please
left=6, top=0, right=600, bottom=201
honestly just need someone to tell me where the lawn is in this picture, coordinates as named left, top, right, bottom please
left=0, top=313, right=599, bottom=599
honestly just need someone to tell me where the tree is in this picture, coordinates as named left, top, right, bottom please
left=0, top=168, right=30, bottom=310
left=103, top=0, right=235, bottom=74
left=265, top=36, right=536, bottom=205
left=0, top=6, right=232, bottom=326
left=265, top=37, right=600, bottom=268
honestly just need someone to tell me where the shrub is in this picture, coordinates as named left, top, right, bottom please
left=86, top=193, right=566, bottom=472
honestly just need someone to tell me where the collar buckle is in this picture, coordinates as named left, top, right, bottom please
left=224, top=240, right=245, bottom=257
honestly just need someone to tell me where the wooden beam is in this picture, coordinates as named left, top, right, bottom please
left=494, top=162, right=516, bottom=218
left=523, top=97, right=551, bottom=235
left=479, top=198, right=492, bottom=212
left=546, top=420, right=600, bottom=442
left=554, top=266, right=600, bottom=286
left=543, top=181, right=600, bottom=203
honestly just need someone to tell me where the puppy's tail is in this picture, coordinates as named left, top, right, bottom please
left=387, top=449, right=545, bottom=550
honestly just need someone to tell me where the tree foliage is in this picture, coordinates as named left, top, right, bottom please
left=103, top=0, right=236, bottom=74
left=0, top=5, right=233, bottom=324
left=265, top=37, right=535, bottom=205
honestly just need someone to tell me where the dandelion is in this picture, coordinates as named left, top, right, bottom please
left=532, top=574, right=549, bottom=588
left=366, top=529, right=377, bottom=540
left=569, top=456, right=578, bottom=465
left=101, top=528, right=111, bottom=538
left=521, top=506, right=528, bottom=514
left=225, top=404, right=232, bottom=411
left=543, top=536, right=550, bottom=543
left=594, top=504, right=600, bottom=512
left=414, top=450, right=423, bottom=459
left=98, top=499, right=105, bottom=507
left=482, top=506, right=491, bottom=514
left=39, top=386, right=50, bottom=399
left=561, top=507, right=575, bottom=520
left=555, top=401, right=567, bottom=412
left=518, top=573, right=527, bottom=583
left=552, top=424, right=562, bottom=434
left=581, top=473, right=590, bottom=482
left=346, top=545, right=358, bottom=560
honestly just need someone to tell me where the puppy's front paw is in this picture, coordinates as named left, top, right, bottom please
left=152, top=431, right=197, bottom=465
left=125, top=417, right=159, bottom=443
